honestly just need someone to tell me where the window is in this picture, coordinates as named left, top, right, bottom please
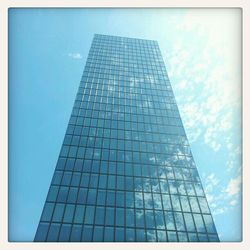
left=74, top=205, right=85, bottom=224
left=203, top=214, right=216, bottom=234
left=67, top=187, right=78, bottom=203
left=183, top=213, right=195, bottom=232
left=115, top=227, right=124, bottom=242
left=57, top=186, right=69, bottom=203
left=93, top=226, right=104, bottom=241
left=145, top=210, right=155, bottom=229
left=95, top=206, right=105, bottom=225
left=193, top=213, right=206, bottom=233
left=87, top=189, right=97, bottom=205
left=105, top=207, right=115, bottom=226
left=71, top=172, right=81, bottom=186
left=97, top=190, right=106, bottom=206
left=84, top=206, right=95, bottom=224
left=116, top=208, right=125, bottom=226
left=167, top=231, right=177, bottom=242
left=136, top=229, right=146, bottom=241
left=59, top=224, right=71, bottom=241
left=65, top=158, right=75, bottom=171
left=165, top=211, right=175, bottom=230
left=47, top=186, right=59, bottom=202
left=106, top=191, right=115, bottom=206
left=155, top=210, right=165, bottom=229
left=47, top=223, right=60, bottom=241
left=34, top=223, right=49, bottom=241
left=70, top=224, right=82, bottom=241
left=126, top=228, right=135, bottom=241
left=63, top=204, right=75, bottom=223
left=52, top=203, right=65, bottom=222
left=174, top=212, right=185, bottom=231
left=61, top=172, right=72, bottom=186
left=82, top=225, right=93, bottom=241
left=116, top=191, right=125, bottom=207
left=41, top=203, right=54, bottom=222
left=104, top=227, right=114, bottom=242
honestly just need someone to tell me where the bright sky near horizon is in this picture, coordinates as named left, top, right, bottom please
left=8, top=8, right=242, bottom=242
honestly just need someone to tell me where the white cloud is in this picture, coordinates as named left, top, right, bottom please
left=230, top=200, right=238, bottom=206
left=225, top=175, right=241, bottom=196
left=202, top=172, right=241, bottom=216
left=68, top=52, right=82, bottom=59
left=166, top=9, right=241, bottom=155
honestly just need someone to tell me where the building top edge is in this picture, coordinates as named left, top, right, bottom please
left=93, top=33, right=158, bottom=44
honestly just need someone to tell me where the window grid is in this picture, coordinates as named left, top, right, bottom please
left=34, top=34, right=219, bottom=242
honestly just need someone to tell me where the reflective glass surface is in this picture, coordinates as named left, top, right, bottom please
left=34, top=34, right=219, bottom=242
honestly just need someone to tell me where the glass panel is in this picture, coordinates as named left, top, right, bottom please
left=93, top=226, right=104, bottom=242
left=87, top=189, right=97, bottom=205
left=146, top=229, right=156, bottom=241
left=136, top=209, right=145, bottom=228
left=52, top=203, right=65, bottom=222
left=145, top=210, right=155, bottom=229
left=198, top=197, right=210, bottom=214
left=180, top=196, right=190, bottom=212
left=116, top=208, right=125, bottom=226
left=67, top=187, right=78, bottom=203
left=59, top=224, right=71, bottom=241
left=136, top=229, right=146, bottom=242
left=84, top=206, right=95, bottom=224
left=198, top=233, right=208, bottom=242
left=41, top=203, right=54, bottom=222
left=178, top=232, right=188, bottom=242
left=47, top=186, right=59, bottom=202
left=104, top=227, right=114, bottom=242
left=95, top=206, right=105, bottom=225
left=203, top=214, right=217, bottom=234
left=164, top=211, right=175, bottom=230
left=155, top=210, right=165, bottom=230
left=47, top=223, right=60, bottom=242
left=98, top=174, right=107, bottom=189
left=188, top=232, right=198, bottom=242
left=116, top=191, right=125, bottom=207
left=183, top=213, right=196, bottom=232
left=193, top=213, right=206, bottom=233
left=74, top=205, right=85, bottom=224
left=77, top=188, right=87, bottom=204
left=168, top=231, right=177, bottom=242
left=96, top=190, right=106, bottom=206
left=126, top=228, right=135, bottom=241
left=105, top=207, right=115, bottom=226
left=115, top=227, right=124, bottom=242
left=82, top=225, right=93, bottom=241
left=171, top=195, right=181, bottom=211
left=126, top=208, right=135, bottom=227
left=70, top=224, right=82, bottom=242
left=63, top=204, right=75, bottom=223
left=35, top=223, right=49, bottom=241
left=106, top=191, right=115, bottom=206
left=189, top=197, right=200, bottom=213
left=174, top=212, right=185, bottom=231
left=157, top=230, right=167, bottom=242
left=162, top=194, right=172, bottom=210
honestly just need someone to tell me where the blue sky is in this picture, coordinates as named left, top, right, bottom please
left=8, top=8, right=242, bottom=241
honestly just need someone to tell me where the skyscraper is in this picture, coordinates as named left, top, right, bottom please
left=34, top=34, right=219, bottom=242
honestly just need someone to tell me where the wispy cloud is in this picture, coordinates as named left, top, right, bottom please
left=164, top=9, right=241, bottom=174
left=163, top=9, right=241, bottom=241
left=225, top=175, right=241, bottom=196
left=68, top=52, right=82, bottom=59
left=202, top=171, right=241, bottom=217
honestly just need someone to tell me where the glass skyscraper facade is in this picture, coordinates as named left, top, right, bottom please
left=34, top=34, right=219, bottom=242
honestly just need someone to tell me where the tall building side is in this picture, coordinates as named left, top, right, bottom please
left=34, top=34, right=219, bottom=242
